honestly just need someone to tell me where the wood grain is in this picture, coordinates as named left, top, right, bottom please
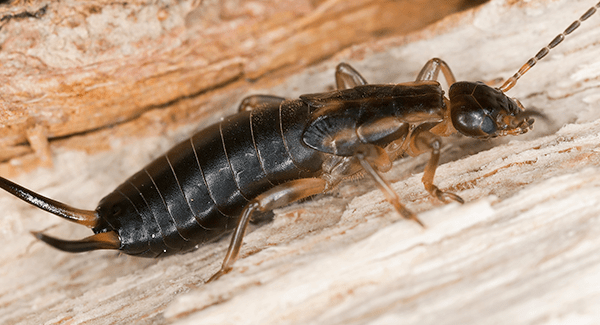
left=2, top=0, right=600, bottom=324
left=0, top=0, right=483, bottom=176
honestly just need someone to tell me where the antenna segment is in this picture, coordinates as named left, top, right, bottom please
left=500, top=1, right=600, bottom=92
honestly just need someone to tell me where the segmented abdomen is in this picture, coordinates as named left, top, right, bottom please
left=108, top=99, right=323, bottom=257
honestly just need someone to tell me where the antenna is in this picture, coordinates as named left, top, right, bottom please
left=500, top=1, right=600, bottom=92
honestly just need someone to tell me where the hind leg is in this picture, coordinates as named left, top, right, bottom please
left=238, top=95, right=286, bottom=112
left=207, top=178, right=327, bottom=282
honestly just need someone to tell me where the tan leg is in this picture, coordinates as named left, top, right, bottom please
left=208, top=178, right=327, bottom=282
left=238, top=95, right=286, bottom=112
left=410, top=130, right=464, bottom=204
left=355, top=145, right=424, bottom=227
left=335, top=63, right=368, bottom=90
left=416, top=58, right=457, bottom=85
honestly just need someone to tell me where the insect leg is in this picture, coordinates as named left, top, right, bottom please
left=207, top=177, right=327, bottom=282
left=335, top=63, right=368, bottom=90
left=238, top=95, right=286, bottom=112
left=416, top=58, right=457, bottom=85
left=354, top=144, right=424, bottom=227
left=409, top=129, right=464, bottom=204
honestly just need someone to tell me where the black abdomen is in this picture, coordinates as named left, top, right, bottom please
left=100, top=100, right=323, bottom=257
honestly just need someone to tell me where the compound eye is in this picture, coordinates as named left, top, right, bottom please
left=481, top=115, right=497, bottom=134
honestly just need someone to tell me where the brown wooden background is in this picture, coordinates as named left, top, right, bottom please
left=0, top=0, right=485, bottom=176
left=3, top=1, right=600, bottom=324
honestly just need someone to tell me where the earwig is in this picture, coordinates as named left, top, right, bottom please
left=1, top=2, right=598, bottom=282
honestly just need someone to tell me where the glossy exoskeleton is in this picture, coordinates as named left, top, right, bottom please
left=0, top=2, right=598, bottom=281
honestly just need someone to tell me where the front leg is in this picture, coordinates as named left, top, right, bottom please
left=409, top=128, right=464, bottom=204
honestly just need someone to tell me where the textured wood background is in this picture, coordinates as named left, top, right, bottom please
left=0, top=0, right=483, bottom=176
left=2, top=0, right=600, bottom=324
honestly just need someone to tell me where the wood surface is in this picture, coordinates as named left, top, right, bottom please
left=0, top=0, right=482, bottom=176
left=2, top=0, right=600, bottom=324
